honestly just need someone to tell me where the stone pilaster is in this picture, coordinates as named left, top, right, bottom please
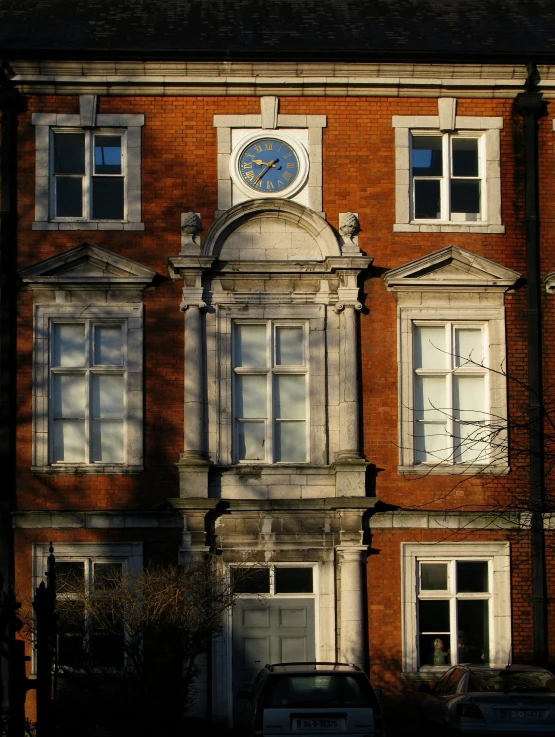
left=176, top=272, right=211, bottom=497
left=337, top=546, right=367, bottom=669
left=333, top=272, right=367, bottom=496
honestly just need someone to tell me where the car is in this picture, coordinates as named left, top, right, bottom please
left=418, top=663, right=555, bottom=736
left=236, top=661, right=386, bottom=737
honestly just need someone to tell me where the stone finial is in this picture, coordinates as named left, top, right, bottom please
left=339, top=212, right=360, bottom=239
left=339, top=212, right=361, bottom=255
left=180, top=212, right=202, bottom=254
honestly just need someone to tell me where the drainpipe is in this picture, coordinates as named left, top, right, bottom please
left=514, top=64, right=548, bottom=665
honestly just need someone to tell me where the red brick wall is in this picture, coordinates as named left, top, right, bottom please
left=13, top=92, right=555, bottom=677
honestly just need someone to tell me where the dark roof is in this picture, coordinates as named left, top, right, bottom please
left=1, top=0, right=555, bottom=62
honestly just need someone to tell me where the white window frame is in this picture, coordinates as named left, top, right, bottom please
left=214, top=304, right=326, bottom=467
left=232, top=319, right=310, bottom=464
left=32, top=111, right=144, bottom=231
left=398, top=306, right=508, bottom=475
left=49, top=318, right=129, bottom=465
left=401, top=542, right=511, bottom=674
left=412, top=320, right=490, bottom=466
left=32, top=304, right=145, bottom=473
left=49, top=128, right=128, bottom=223
left=393, top=111, right=504, bottom=234
left=410, top=132, right=485, bottom=224
left=230, top=562, right=319, bottom=599
left=33, top=542, right=143, bottom=673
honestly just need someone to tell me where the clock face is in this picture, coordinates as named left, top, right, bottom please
left=238, top=137, right=300, bottom=194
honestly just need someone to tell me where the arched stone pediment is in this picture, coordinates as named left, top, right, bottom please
left=202, top=199, right=341, bottom=261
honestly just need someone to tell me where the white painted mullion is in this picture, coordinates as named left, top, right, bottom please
left=85, top=320, right=92, bottom=463
left=443, top=133, right=451, bottom=221
left=84, top=131, right=92, bottom=220
left=122, top=320, right=129, bottom=465
left=449, top=560, right=457, bottom=665
left=479, top=133, right=486, bottom=221
left=268, top=321, right=274, bottom=463
left=446, top=322, right=455, bottom=460
left=122, top=129, right=128, bottom=222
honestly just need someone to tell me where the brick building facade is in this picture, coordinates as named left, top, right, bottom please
left=2, top=0, right=555, bottom=731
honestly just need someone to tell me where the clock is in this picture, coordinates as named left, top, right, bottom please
left=231, top=131, right=309, bottom=199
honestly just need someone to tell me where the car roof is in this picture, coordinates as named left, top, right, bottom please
left=264, top=662, right=362, bottom=673
left=462, top=664, right=554, bottom=673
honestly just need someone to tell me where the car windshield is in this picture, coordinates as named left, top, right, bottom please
left=468, top=670, right=555, bottom=694
left=262, top=674, right=375, bottom=708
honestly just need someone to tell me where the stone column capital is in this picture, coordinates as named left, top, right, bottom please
left=334, top=301, right=362, bottom=313
left=336, top=546, right=368, bottom=564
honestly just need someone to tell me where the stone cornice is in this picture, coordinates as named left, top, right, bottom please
left=8, top=60, right=549, bottom=97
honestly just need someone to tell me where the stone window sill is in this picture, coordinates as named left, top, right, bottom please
left=32, top=221, right=145, bottom=231
left=398, top=464, right=510, bottom=476
left=32, top=464, right=144, bottom=475
left=394, top=223, right=505, bottom=234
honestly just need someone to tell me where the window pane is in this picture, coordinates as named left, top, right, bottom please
left=231, top=567, right=270, bottom=594
left=53, top=374, right=85, bottom=417
left=414, top=180, right=441, bottom=219
left=94, top=562, right=123, bottom=590
left=53, top=133, right=85, bottom=174
left=235, top=375, right=267, bottom=418
left=53, top=323, right=86, bottom=367
left=454, top=375, right=485, bottom=418
left=92, top=420, right=124, bottom=462
left=56, top=177, right=83, bottom=218
left=275, top=327, right=304, bottom=366
left=53, top=420, right=85, bottom=462
left=450, top=180, right=481, bottom=218
left=419, top=599, right=450, bottom=633
left=58, top=634, right=85, bottom=668
left=419, top=634, right=452, bottom=667
left=414, top=421, right=450, bottom=464
left=457, top=601, right=488, bottom=663
left=56, top=561, right=85, bottom=593
left=275, top=568, right=313, bottom=593
left=275, top=375, right=305, bottom=419
left=58, top=598, right=86, bottom=668
left=412, top=136, right=443, bottom=176
left=94, top=136, right=122, bottom=175
left=92, top=633, right=125, bottom=668
left=94, top=325, right=123, bottom=365
left=92, top=177, right=124, bottom=219
left=455, top=328, right=483, bottom=366
left=452, top=138, right=478, bottom=177
left=92, top=375, right=124, bottom=418
left=414, top=326, right=446, bottom=369
left=235, top=324, right=267, bottom=368
left=414, top=375, right=447, bottom=419
left=453, top=375, right=487, bottom=463
left=275, top=421, right=306, bottom=462
left=457, top=561, right=488, bottom=593
left=421, top=563, right=448, bottom=591
left=238, top=422, right=265, bottom=461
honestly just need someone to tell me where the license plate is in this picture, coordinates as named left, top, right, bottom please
left=294, top=718, right=340, bottom=731
left=499, top=709, right=544, bottom=719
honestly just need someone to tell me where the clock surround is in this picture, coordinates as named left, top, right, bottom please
left=230, top=130, right=310, bottom=200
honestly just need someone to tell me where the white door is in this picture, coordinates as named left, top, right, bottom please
left=232, top=598, right=315, bottom=724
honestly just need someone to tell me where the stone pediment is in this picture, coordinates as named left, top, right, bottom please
left=383, top=245, right=520, bottom=291
left=19, top=243, right=157, bottom=288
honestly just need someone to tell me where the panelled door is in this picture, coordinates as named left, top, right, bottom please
left=232, top=597, right=315, bottom=724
